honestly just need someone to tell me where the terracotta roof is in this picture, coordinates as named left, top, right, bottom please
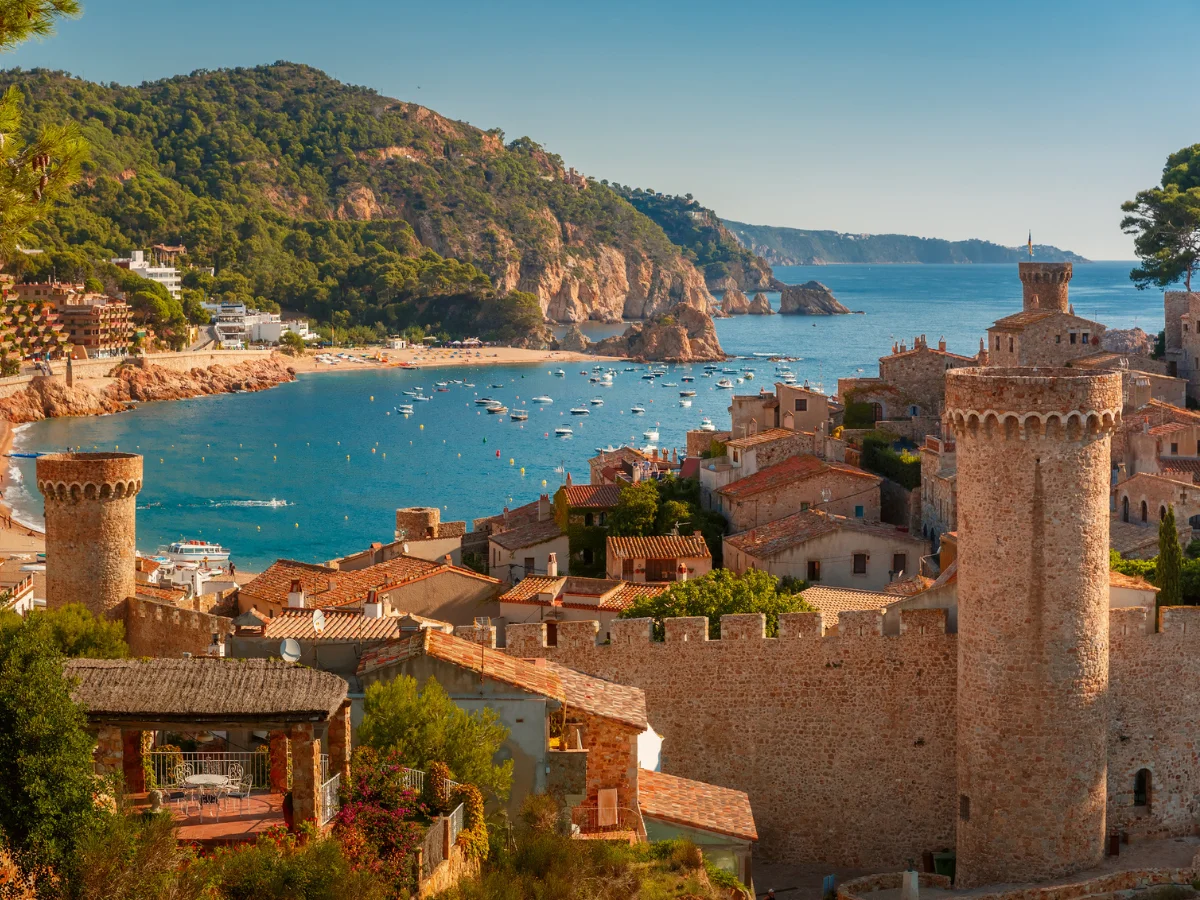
left=725, top=509, right=921, bottom=559
left=240, top=556, right=498, bottom=610
left=135, top=584, right=187, bottom=604
left=725, top=428, right=797, bottom=451
left=800, top=585, right=889, bottom=628
left=64, top=658, right=348, bottom=725
left=489, top=518, right=564, bottom=551
left=1160, top=459, right=1200, bottom=484
left=561, top=484, right=622, bottom=509
left=883, top=575, right=935, bottom=597
left=358, top=629, right=566, bottom=702
left=715, top=455, right=879, bottom=500
left=1070, top=351, right=1169, bottom=376
left=541, top=660, right=647, bottom=730
left=498, top=576, right=669, bottom=611
left=679, top=458, right=700, bottom=480
left=637, top=768, right=757, bottom=842
left=1149, top=422, right=1189, bottom=436
left=885, top=346, right=975, bottom=363
left=607, top=534, right=711, bottom=561
left=499, top=576, right=566, bottom=603
left=604, top=582, right=670, bottom=610
left=989, top=309, right=1105, bottom=332
left=263, top=608, right=452, bottom=641
left=1110, top=570, right=1159, bottom=592
left=1131, top=399, right=1200, bottom=428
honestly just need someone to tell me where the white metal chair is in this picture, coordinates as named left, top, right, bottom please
left=220, top=763, right=245, bottom=811
left=231, top=774, right=253, bottom=812
left=173, top=763, right=198, bottom=816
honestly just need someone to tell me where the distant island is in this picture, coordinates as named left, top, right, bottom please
left=724, top=221, right=1088, bottom=265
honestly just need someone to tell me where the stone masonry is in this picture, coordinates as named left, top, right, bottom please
left=1018, top=262, right=1072, bottom=312
left=36, top=452, right=142, bottom=616
left=946, top=366, right=1121, bottom=887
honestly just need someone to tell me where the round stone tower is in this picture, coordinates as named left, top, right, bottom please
left=1019, top=262, right=1072, bottom=312
left=945, top=367, right=1121, bottom=887
left=36, top=452, right=142, bottom=617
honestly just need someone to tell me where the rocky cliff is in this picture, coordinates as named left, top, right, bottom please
left=0, top=357, right=296, bottom=423
left=779, top=281, right=851, bottom=315
left=592, top=305, right=724, bottom=362
left=720, top=288, right=751, bottom=315
left=748, top=293, right=774, bottom=315
left=1101, top=327, right=1156, bottom=357
left=555, top=325, right=591, bottom=353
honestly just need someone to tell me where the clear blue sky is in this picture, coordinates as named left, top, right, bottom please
left=5, top=0, right=1199, bottom=259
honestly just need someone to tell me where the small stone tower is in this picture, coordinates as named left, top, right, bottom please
left=1019, top=261, right=1072, bottom=312
left=36, top=452, right=142, bottom=617
left=945, top=367, right=1121, bottom=887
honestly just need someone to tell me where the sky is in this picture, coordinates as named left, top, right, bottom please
left=5, top=0, right=1199, bottom=260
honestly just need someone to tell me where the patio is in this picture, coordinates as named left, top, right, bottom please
left=65, top=657, right=352, bottom=837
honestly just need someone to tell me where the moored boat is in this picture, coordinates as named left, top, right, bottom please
left=166, top=539, right=230, bottom=563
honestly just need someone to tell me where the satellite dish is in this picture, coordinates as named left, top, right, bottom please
left=279, top=638, right=301, bottom=663
left=312, top=609, right=326, bottom=635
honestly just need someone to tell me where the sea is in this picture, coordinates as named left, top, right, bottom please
left=6, top=261, right=1165, bottom=570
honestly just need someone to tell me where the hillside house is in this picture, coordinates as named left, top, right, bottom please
left=698, top=428, right=816, bottom=507
left=553, top=481, right=622, bottom=575
left=712, top=454, right=882, bottom=532
left=487, top=499, right=568, bottom=583
left=496, top=575, right=669, bottom=643
left=606, top=534, right=712, bottom=583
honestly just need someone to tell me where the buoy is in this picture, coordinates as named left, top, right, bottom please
left=520, top=467, right=525, bottom=475
left=160, top=459, right=163, bottom=463
left=372, top=448, right=376, bottom=453
left=542, top=480, right=547, bottom=487
left=457, top=453, right=461, bottom=458
left=346, top=454, right=350, bottom=460
left=419, top=424, right=424, bottom=430
left=509, top=458, right=514, bottom=465
left=345, top=515, right=348, bottom=519
left=114, top=445, right=118, bottom=450
left=496, top=450, right=500, bottom=457
left=257, top=525, right=260, bottom=531
left=295, top=523, right=299, bottom=528
left=234, top=456, right=238, bottom=461
left=370, top=395, right=374, bottom=401
left=202, top=457, right=205, bottom=462
left=382, top=453, right=386, bottom=458
left=273, top=455, right=277, bottom=461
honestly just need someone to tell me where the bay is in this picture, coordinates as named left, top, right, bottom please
left=8, top=261, right=1164, bottom=570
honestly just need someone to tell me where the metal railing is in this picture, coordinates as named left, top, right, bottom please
left=400, top=767, right=426, bottom=793
left=569, top=806, right=642, bottom=836
left=419, top=817, right=445, bottom=880
left=319, top=772, right=340, bottom=826
left=448, top=802, right=465, bottom=847
left=148, top=751, right=269, bottom=790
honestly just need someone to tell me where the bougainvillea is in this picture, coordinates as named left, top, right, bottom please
left=427, top=760, right=452, bottom=815
left=453, top=783, right=488, bottom=861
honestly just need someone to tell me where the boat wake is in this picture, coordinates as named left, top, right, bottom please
left=208, top=499, right=292, bottom=509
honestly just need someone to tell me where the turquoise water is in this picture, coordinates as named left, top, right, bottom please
left=9, top=261, right=1163, bottom=569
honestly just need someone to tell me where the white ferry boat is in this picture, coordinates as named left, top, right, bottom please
left=166, top=540, right=230, bottom=563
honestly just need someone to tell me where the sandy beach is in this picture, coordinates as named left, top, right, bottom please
left=0, top=421, right=45, bottom=557
left=286, top=345, right=622, bottom=374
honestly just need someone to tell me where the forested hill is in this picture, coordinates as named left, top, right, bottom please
left=609, top=187, right=781, bottom=291
left=724, top=221, right=1087, bottom=266
left=2, top=63, right=711, bottom=341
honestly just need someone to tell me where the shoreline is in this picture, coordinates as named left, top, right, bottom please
left=0, top=420, right=45, bottom=558
left=285, top=346, right=621, bottom=375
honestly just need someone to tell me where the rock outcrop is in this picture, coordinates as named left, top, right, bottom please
left=0, top=357, right=296, bottom=423
left=720, top=288, right=751, bottom=315
left=748, top=293, right=774, bottom=315
left=554, top=326, right=591, bottom=353
left=1101, top=327, right=1155, bottom=357
left=779, top=281, right=851, bottom=315
left=592, top=305, right=724, bottom=362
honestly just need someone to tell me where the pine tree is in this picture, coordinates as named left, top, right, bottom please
left=0, top=0, right=87, bottom=264
left=1158, top=505, right=1183, bottom=616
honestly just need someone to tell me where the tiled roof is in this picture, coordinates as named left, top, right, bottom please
left=715, top=455, right=879, bottom=500
left=800, top=585, right=890, bottom=628
left=1110, top=570, right=1159, bottom=592
left=725, top=428, right=797, bottom=450
left=240, top=556, right=497, bottom=610
left=358, top=629, right=565, bottom=702
left=1149, top=422, right=1189, bottom=436
left=541, top=660, right=647, bottom=730
left=1132, top=399, right=1200, bottom=428
left=607, top=534, right=711, bottom=561
left=499, top=576, right=566, bottom=603
left=989, top=309, right=1057, bottom=331
left=725, top=509, right=919, bottom=559
left=561, top=484, right=622, bottom=509
left=263, top=608, right=452, bottom=641
left=637, top=769, right=757, bottom=842
left=1071, top=351, right=1169, bottom=376
left=489, top=518, right=564, bottom=551
left=883, top=575, right=935, bottom=597
left=1160, top=459, right=1200, bottom=484
left=498, top=576, right=669, bottom=611
left=135, top=584, right=187, bottom=604
left=886, top=346, right=975, bottom=363
left=604, top=582, right=669, bottom=610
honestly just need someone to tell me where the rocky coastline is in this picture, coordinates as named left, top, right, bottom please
left=0, top=357, right=297, bottom=424
left=779, top=280, right=852, bottom=315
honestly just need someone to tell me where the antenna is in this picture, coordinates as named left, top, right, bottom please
left=312, top=608, right=326, bottom=635
left=474, top=617, right=491, bottom=683
left=279, top=638, right=301, bottom=663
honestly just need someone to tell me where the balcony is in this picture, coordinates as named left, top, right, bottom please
left=569, top=805, right=643, bottom=843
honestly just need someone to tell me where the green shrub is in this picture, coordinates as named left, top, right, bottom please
left=861, top=436, right=921, bottom=490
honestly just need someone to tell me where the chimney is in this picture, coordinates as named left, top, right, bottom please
left=326, top=578, right=335, bottom=593
left=538, top=494, right=551, bottom=522
left=938, top=336, right=946, bottom=351
left=287, top=578, right=305, bottom=609
left=565, top=472, right=573, bottom=487
left=444, top=554, right=452, bottom=565
left=402, top=542, right=410, bottom=554
left=363, top=588, right=383, bottom=619
left=677, top=562, right=688, bottom=582
left=547, top=552, right=558, bottom=577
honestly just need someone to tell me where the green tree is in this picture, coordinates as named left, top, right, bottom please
left=357, top=675, right=512, bottom=802
left=1158, top=506, right=1183, bottom=613
left=0, top=609, right=103, bottom=880
left=0, top=603, right=128, bottom=658
left=619, top=569, right=813, bottom=639
left=608, top=481, right=659, bottom=537
left=279, top=329, right=306, bottom=355
left=83, top=276, right=103, bottom=294
left=1122, top=144, right=1200, bottom=291
left=0, top=0, right=86, bottom=262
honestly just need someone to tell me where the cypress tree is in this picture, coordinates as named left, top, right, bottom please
left=1158, top=505, right=1183, bottom=615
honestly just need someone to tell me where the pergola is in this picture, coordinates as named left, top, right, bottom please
left=66, top=657, right=351, bottom=826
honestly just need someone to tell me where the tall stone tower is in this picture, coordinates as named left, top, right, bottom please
left=1019, top=262, right=1072, bottom=312
left=945, top=367, right=1121, bottom=887
left=36, top=452, right=142, bottom=617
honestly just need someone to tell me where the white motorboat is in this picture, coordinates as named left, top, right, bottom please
left=402, top=389, right=421, bottom=396
left=487, top=404, right=508, bottom=414
left=570, top=407, right=590, bottom=416
left=489, top=383, right=504, bottom=389
left=435, top=381, right=449, bottom=387
left=553, top=369, right=566, bottom=377
left=699, top=417, right=717, bottom=432
left=631, top=405, right=646, bottom=414
left=643, top=427, right=660, bottom=442
left=743, top=370, right=755, bottom=380
left=412, top=394, right=431, bottom=401
left=679, top=389, right=696, bottom=397
left=396, top=404, right=414, bottom=415
left=474, top=397, right=497, bottom=405
left=532, top=396, right=553, bottom=404
left=716, top=378, right=734, bottom=389
left=679, top=399, right=692, bottom=407
left=555, top=425, right=573, bottom=436
left=166, top=540, right=230, bottom=563
left=662, top=382, right=678, bottom=387
left=681, top=375, right=695, bottom=382
left=590, top=397, right=604, bottom=406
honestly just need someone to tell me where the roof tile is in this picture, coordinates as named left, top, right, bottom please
left=561, top=484, right=622, bottom=508
left=638, top=768, right=757, bottom=841
left=725, top=509, right=919, bottom=559
left=799, top=585, right=890, bottom=628
left=716, top=455, right=879, bottom=500
left=607, top=534, right=711, bottom=561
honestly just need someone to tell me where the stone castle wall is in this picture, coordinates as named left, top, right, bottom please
left=123, top=596, right=233, bottom=658
left=878, top=349, right=971, bottom=415
left=36, top=452, right=142, bottom=616
left=1019, top=262, right=1072, bottom=313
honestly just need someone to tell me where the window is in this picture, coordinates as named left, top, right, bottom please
left=1171, top=443, right=1179, bottom=455
left=800, top=501, right=810, bottom=511
left=1070, top=332, right=1077, bottom=344
left=995, top=336, right=1001, bottom=350
left=1141, top=500, right=1148, bottom=523
left=1083, top=332, right=1090, bottom=344
left=1009, top=337, right=1014, bottom=352
left=1134, top=769, right=1151, bottom=809
left=524, top=556, right=535, bottom=575
left=622, top=558, right=634, bottom=578
left=853, top=553, right=867, bottom=575
left=584, top=512, right=594, bottom=526
left=892, top=553, right=907, bottom=576
left=855, top=505, right=864, bottom=518
left=598, top=512, right=606, bottom=526
left=582, top=548, right=594, bottom=565
left=1055, top=334, right=1061, bottom=344
left=807, top=560, right=821, bottom=582
left=546, top=621, right=558, bottom=647
left=646, top=558, right=675, bottom=581
left=795, top=398, right=808, bottom=412
left=960, top=795, right=970, bottom=821
left=1161, top=506, right=1168, bottom=521
left=870, top=402, right=882, bottom=422
left=1122, top=496, right=1129, bottom=523
left=909, top=406, right=920, bottom=416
